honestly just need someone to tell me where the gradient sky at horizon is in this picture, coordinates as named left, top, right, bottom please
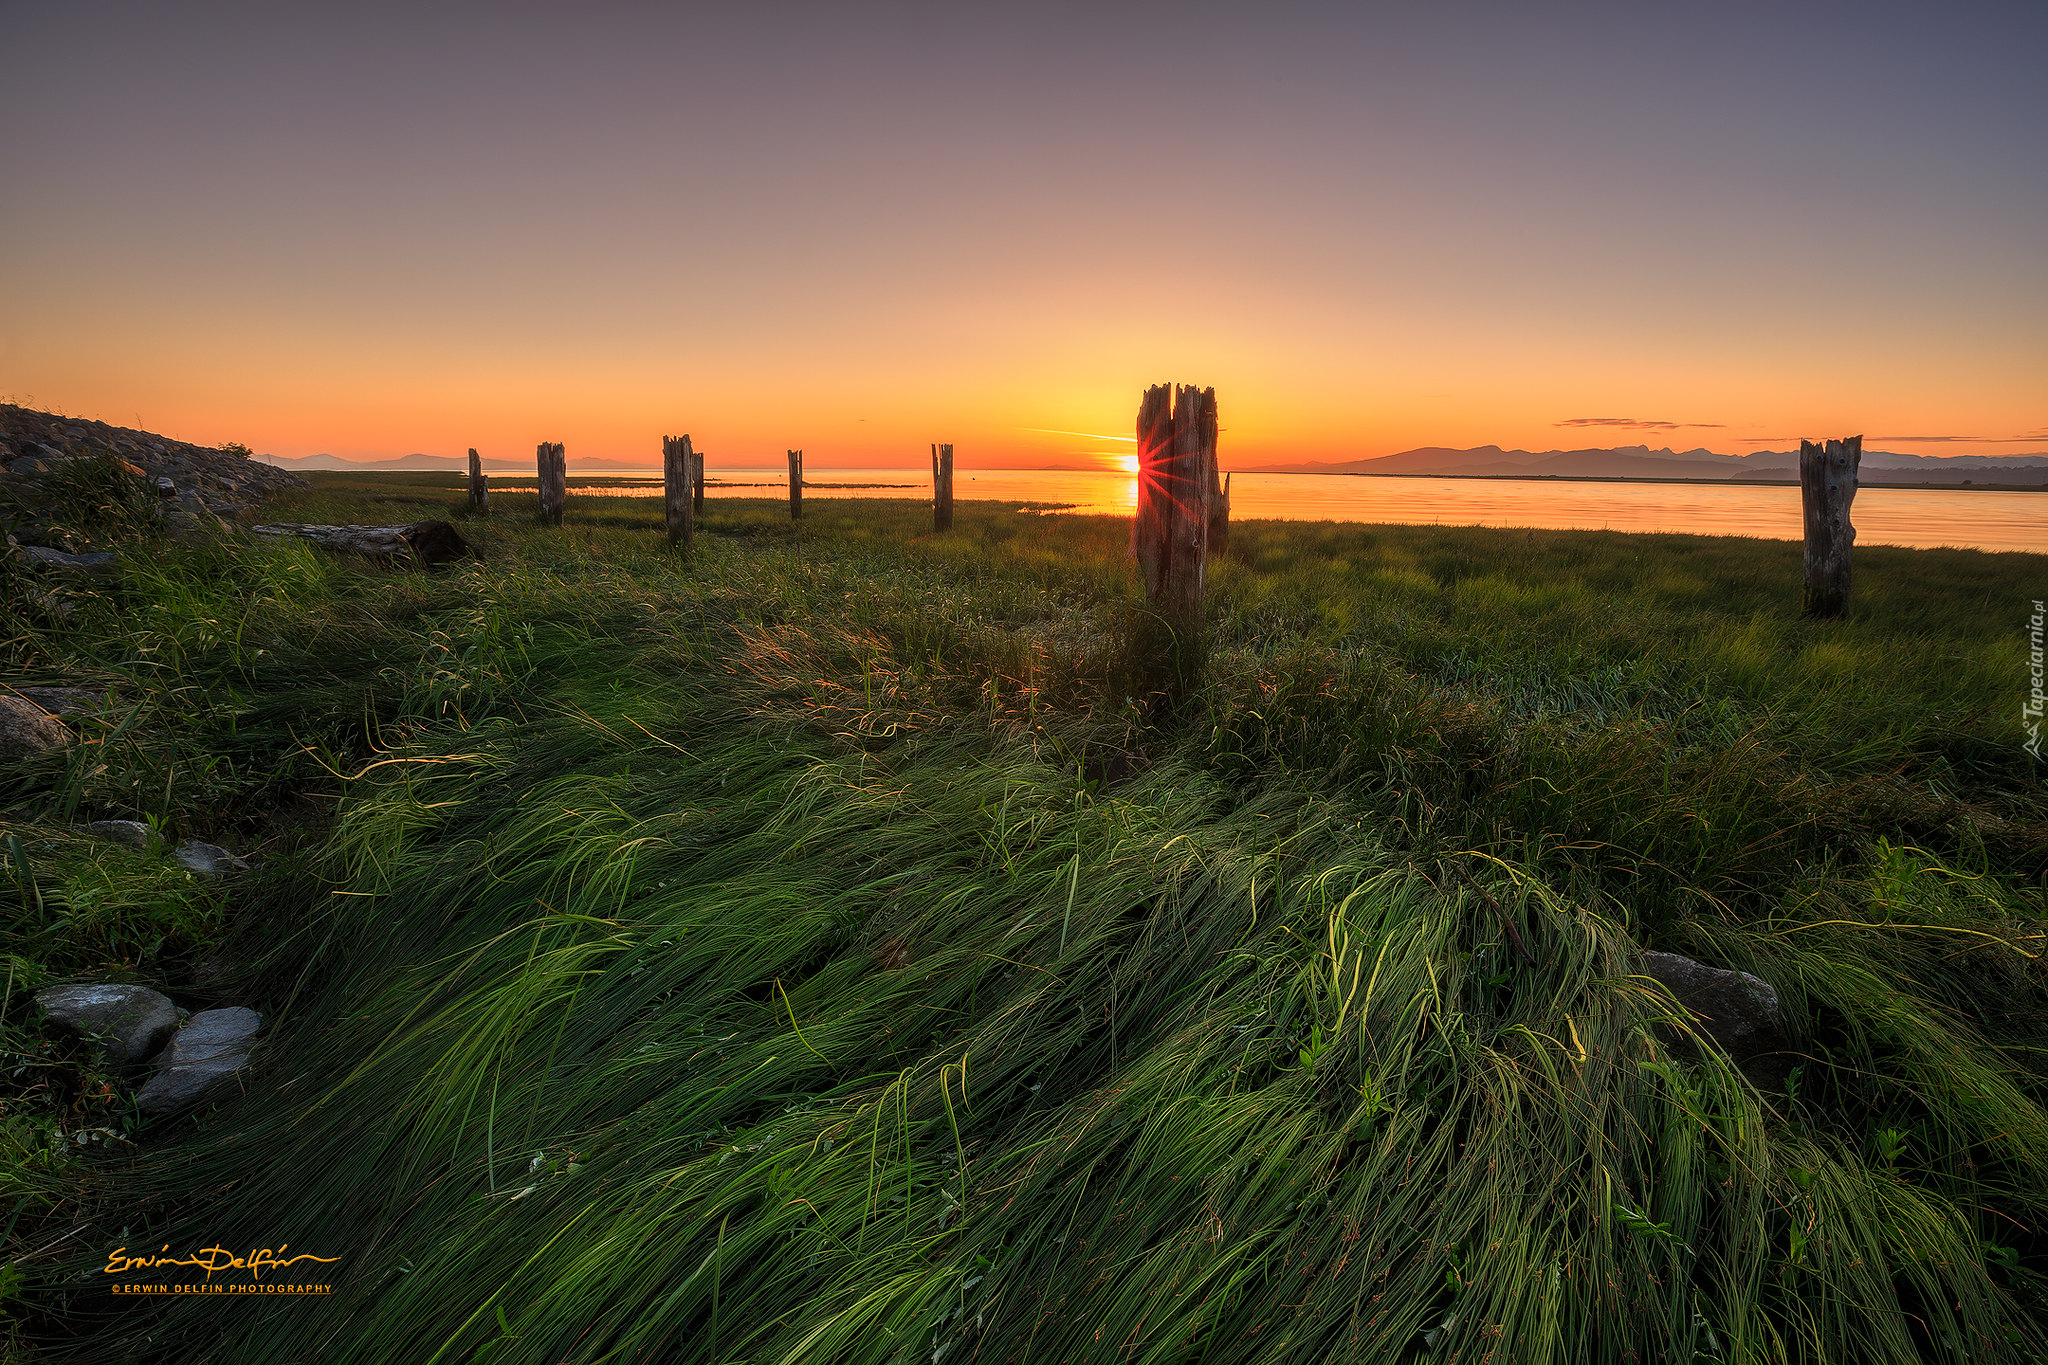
left=4, top=2, right=2043, bottom=470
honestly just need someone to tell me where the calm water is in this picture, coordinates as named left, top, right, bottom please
left=568, top=468, right=2047, bottom=554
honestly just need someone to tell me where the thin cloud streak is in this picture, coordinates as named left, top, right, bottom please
left=1869, top=434, right=2046, bottom=443
left=1557, top=417, right=1724, bottom=430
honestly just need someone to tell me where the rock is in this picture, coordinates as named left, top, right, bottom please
left=22, top=546, right=119, bottom=580
left=82, top=819, right=152, bottom=849
left=1640, top=950, right=1790, bottom=1077
left=174, top=840, right=248, bottom=877
left=11, top=685, right=116, bottom=715
left=136, top=1006, right=262, bottom=1115
left=2, top=404, right=307, bottom=514
left=0, top=694, right=69, bottom=760
left=35, top=983, right=180, bottom=1065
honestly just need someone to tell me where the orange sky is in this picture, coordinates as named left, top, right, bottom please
left=5, top=7, right=2043, bottom=469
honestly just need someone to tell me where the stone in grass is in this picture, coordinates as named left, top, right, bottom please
left=22, top=546, right=119, bottom=580
left=1640, top=950, right=1792, bottom=1082
left=174, top=840, right=249, bottom=877
left=1, top=693, right=69, bottom=761
left=136, top=1007, right=263, bottom=1116
left=35, top=983, right=180, bottom=1066
left=83, top=819, right=152, bottom=849
left=13, top=686, right=117, bottom=715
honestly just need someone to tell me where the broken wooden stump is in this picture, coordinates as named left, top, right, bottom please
left=1132, top=383, right=1215, bottom=631
left=788, top=449, right=803, bottom=520
left=250, top=521, right=473, bottom=568
left=931, top=442, right=954, bottom=532
left=467, top=448, right=488, bottom=513
left=692, top=450, right=706, bottom=514
left=1799, top=435, right=1860, bottom=618
left=537, top=441, right=566, bottom=526
left=663, top=434, right=695, bottom=550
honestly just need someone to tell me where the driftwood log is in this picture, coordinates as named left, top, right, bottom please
left=537, top=441, right=566, bottom=526
left=788, top=449, right=803, bottom=520
left=250, top=521, right=473, bottom=567
left=1800, top=435, right=1860, bottom=618
left=663, top=434, right=695, bottom=549
left=467, top=448, right=488, bottom=512
left=931, top=442, right=954, bottom=532
left=1132, top=384, right=1215, bottom=629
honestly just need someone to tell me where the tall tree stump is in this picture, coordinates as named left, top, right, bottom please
left=1800, top=435, right=1860, bottom=618
left=537, top=442, right=566, bottom=526
left=467, top=448, right=488, bottom=513
left=931, top=442, right=954, bottom=532
left=788, top=449, right=803, bottom=520
left=663, top=434, right=695, bottom=549
left=1132, top=384, right=1215, bottom=631
left=692, top=450, right=706, bottom=514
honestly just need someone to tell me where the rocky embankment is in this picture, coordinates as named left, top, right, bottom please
left=0, top=403, right=306, bottom=532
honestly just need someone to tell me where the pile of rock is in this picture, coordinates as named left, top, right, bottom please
left=0, top=402, right=305, bottom=531
left=34, top=983, right=263, bottom=1117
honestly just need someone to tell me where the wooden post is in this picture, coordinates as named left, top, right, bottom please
left=663, top=434, right=694, bottom=550
left=467, top=448, right=488, bottom=513
left=1208, top=470, right=1230, bottom=554
left=537, top=442, right=566, bottom=526
left=931, top=442, right=954, bottom=532
left=692, top=451, right=706, bottom=514
left=1799, top=435, right=1860, bottom=618
left=1132, top=383, right=1214, bottom=630
left=788, top=449, right=803, bottom=520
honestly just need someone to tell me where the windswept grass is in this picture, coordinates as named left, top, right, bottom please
left=5, top=478, right=2044, bottom=1362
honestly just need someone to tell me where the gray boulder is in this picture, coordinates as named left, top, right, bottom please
left=1, top=694, right=68, bottom=760
left=174, top=840, right=248, bottom=876
left=13, top=686, right=114, bottom=715
left=136, top=1006, right=263, bottom=1115
left=1641, top=950, right=1790, bottom=1074
left=83, top=819, right=152, bottom=849
left=22, top=546, right=119, bottom=580
left=35, top=983, right=180, bottom=1065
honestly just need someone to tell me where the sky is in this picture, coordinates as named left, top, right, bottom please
left=3, top=2, right=2044, bottom=471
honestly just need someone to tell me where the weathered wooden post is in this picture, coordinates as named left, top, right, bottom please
left=931, top=443, right=954, bottom=532
left=692, top=450, right=706, bottom=514
left=1799, top=435, right=1860, bottom=618
left=467, top=448, right=488, bottom=513
left=1208, top=470, right=1230, bottom=554
left=663, top=434, right=694, bottom=550
left=537, top=442, right=566, bottom=526
left=1132, top=383, right=1214, bottom=630
left=788, top=449, right=803, bottom=520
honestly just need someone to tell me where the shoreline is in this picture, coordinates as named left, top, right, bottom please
left=307, top=467, right=2048, bottom=493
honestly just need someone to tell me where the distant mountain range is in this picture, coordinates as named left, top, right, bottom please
left=1242, top=445, right=2048, bottom=486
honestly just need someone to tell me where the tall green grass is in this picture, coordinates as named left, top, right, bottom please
left=6, top=480, right=2045, bottom=1362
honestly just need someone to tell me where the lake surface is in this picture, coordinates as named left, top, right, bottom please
left=563, top=468, right=2048, bottom=554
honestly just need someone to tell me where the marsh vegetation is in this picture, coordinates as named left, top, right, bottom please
left=4, top=468, right=2045, bottom=1362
